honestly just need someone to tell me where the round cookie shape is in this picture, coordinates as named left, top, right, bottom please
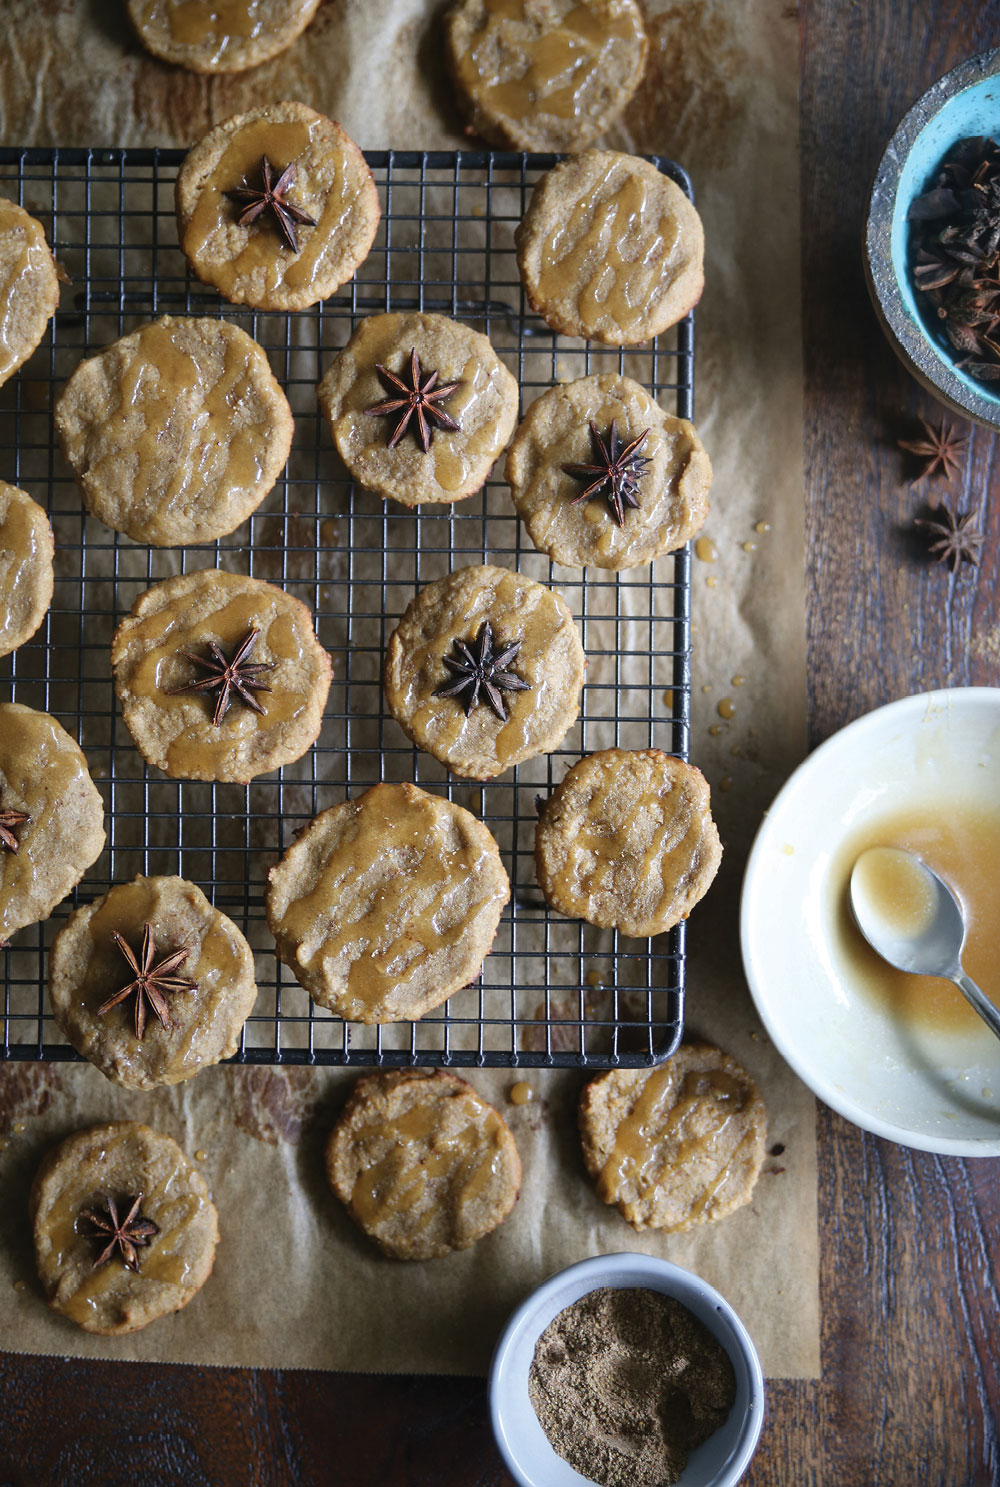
left=384, top=564, right=585, bottom=779
left=127, top=0, right=322, bottom=74
left=444, top=0, right=648, bottom=153
left=325, top=1069, right=522, bottom=1259
left=0, top=482, right=54, bottom=657
left=578, top=1044, right=767, bottom=1232
left=266, top=782, right=510, bottom=1024
left=318, top=312, right=519, bottom=507
left=49, top=875, right=258, bottom=1091
left=0, top=703, right=105, bottom=944
left=54, top=315, right=292, bottom=547
left=535, top=748, right=721, bottom=936
left=505, top=373, right=711, bottom=569
left=175, top=101, right=380, bottom=311
left=0, top=197, right=59, bottom=389
left=111, top=568, right=332, bottom=784
left=30, top=1121, right=219, bottom=1335
left=515, top=150, right=705, bottom=344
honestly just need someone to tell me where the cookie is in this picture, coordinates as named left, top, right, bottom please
left=325, top=1069, right=522, bottom=1259
left=516, top=150, right=705, bottom=344
left=0, top=703, right=105, bottom=944
left=535, top=749, right=721, bottom=936
left=127, top=0, right=322, bottom=74
left=578, top=1044, right=767, bottom=1232
left=317, top=311, right=519, bottom=507
left=505, top=373, right=711, bottom=569
left=266, top=782, right=509, bottom=1024
left=110, top=568, right=332, bottom=784
left=175, top=101, right=380, bottom=311
left=0, top=482, right=54, bottom=657
left=444, top=0, right=648, bottom=152
left=0, top=197, right=59, bottom=389
left=30, top=1121, right=219, bottom=1335
left=54, top=315, right=292, bottom=547
left=384, top=564, right=585, bottom=779
left=49, top=875, right=258, bottom=1091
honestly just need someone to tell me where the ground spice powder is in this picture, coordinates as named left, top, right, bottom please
left=527, top=1285, right=736, bottom=1487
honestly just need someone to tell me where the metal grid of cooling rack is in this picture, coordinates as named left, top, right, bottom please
left=0, top=145, right=694, bottom=1069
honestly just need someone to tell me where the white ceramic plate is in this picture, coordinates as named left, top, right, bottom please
left=741, top=688, right=1000, bottom=1156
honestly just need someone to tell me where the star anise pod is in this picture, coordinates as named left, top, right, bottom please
left=366, top=348, right=462, bottom=453
left=78, top=1194, right=159, bottom=1272
left=166, top=627, right=275, bottom=727
left=897, top=417, right=968, bottom=483
left=434, top=620, right=531, bottom=722
left=562, top=420, right=651, bottom=527
left=224, top=155, right=317, bottom=253
left=96, top=922, right=197, bottom=1040
left=0, top=801, right=29, bottom=853
left=915, top=503, right=984, bottom=574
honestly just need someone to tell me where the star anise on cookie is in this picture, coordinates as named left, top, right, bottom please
left=0, top=801, right=30, bottom=853
left=167, top=627, right=275, bottom=727
left=562, top=420, right=651, bottom=527
left=897, top=417, right=968, bottom=483
left=224, top=156, right=318, bottom=253
left=915, top=503, right=985, bottom=573
left=96, top=923, right=197, bottom=1040
left=434, top=620, right=531, bottom=722
left=366, top=348, right=462, bottom=453
left=78, top=1194, right=159, bottom=1272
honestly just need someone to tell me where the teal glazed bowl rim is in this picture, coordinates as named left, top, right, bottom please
left=864, top=47, right=1000, bottom=429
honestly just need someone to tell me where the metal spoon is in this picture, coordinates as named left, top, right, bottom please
left=849, top=846, right=1000, bottom=1044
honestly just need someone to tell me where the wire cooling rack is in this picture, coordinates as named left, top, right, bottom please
left=0, top=146, right=694, bottom=1069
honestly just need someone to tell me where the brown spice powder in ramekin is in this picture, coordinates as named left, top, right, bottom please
left=528, top=1285, right=736, bottom=1487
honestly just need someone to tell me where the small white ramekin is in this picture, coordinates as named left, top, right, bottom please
left=488, top=1252, right=765, bottom=1487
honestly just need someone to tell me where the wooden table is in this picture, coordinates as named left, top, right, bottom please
left=2, top=2, right=999, bottom=1482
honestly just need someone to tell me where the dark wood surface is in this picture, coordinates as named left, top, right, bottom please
left=2, top=2, right=1000, bottom=1483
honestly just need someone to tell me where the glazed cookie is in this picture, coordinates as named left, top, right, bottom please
left=318, top=311, right=519, bottom=507
left=30, top=1121, right=219, bottom=1335
left=266, top=782, right=509, bottom=1024
left=444, top=0, right=648, bottom=152
left=0, top=197, right=60, bottom=389
left=0, top=482, right=54, bottom=657
left=127, top=0, right=322, bottom=74
left=325, top=1069, right=522, bottom=1259
left=176, top=101, right=380, bottom=311
left=578, top=1044, right=767, bottom=1232
left=516, top=150, right=705, bottom=344
left=384, top=564, right=585, bottom=779
left=0, top=703, right=105, bottom=944
left=49, top=875, right=258, bottom=1091
left=535, top=749, right=721, bottom=936
left=110, top=568, right=332, bottom=784
left=505, top=373, right=711, bottom=569
left=54, top=315, right=292, bottom=547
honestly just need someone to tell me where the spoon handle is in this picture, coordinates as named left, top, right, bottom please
left=952, top=970, right=1000, bottom=1043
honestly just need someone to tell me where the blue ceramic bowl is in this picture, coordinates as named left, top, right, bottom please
left=865, top=47, right=1000, bottom=428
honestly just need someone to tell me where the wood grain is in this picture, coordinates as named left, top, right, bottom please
left=2, top=2, right=1000, bottom=1484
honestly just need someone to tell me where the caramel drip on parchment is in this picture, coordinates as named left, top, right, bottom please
left=124, top=583, right=313, bottom=779
left=463, top=0, right=645, bottom=124
left=279, top=784, right=500, bottom=1020
left=350, top=1100, right=507, bottom=1233
left=182, top=117, right=357, bottom=300
left=597, top=1066, right=746, bottom=1209
left=43, top=1129, right=204, bottom=1328
left=0, top=199, right=51, bottom=379
left=0, top=486, right=46, bottom=648
left=536, top=164, right=681, bottom=340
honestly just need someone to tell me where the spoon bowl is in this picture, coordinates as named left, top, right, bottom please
left=850, top=847, right=1000, bottom=1045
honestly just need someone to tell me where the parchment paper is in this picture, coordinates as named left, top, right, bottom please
left=0, top=0, right=817, bottom=1377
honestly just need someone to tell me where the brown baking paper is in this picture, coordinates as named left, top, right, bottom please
left=0, top=0, right=817, bottom=1377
